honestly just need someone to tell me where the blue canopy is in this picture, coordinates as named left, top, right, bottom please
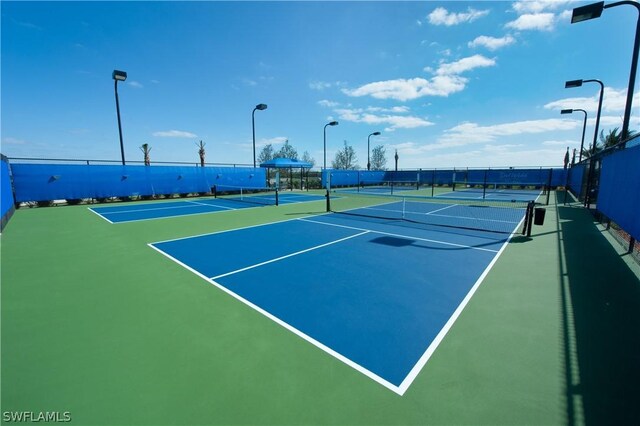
left=259, top=157, right=312, bottom=168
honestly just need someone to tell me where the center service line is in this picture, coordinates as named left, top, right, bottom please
left=210, top=230, right=370, bottom=280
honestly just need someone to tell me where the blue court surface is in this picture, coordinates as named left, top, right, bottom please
left=149, top=205, right=525, bottom=395
left=89, top=192, right=326, bottom=223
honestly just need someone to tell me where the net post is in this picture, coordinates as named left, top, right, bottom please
left=545, top=168, right=552, bottom=205
left=526, top=201, right=534, bottom=237
left=483, top=170, right=488, bottom=200
left=275, top=188, right=279, bottom=206
left=213, top=185, right=217, bottom=198
left=563, top=166, right=571, bottom=205
left=325, top=189, right=331, bottom=212
left=431, top=169, right=435, bottom=197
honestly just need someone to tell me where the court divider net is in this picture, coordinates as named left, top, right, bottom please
left=327, top=189, right=531, bottom=235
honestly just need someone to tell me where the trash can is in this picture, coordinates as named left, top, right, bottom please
left=534, top=207, right=546, bottom=226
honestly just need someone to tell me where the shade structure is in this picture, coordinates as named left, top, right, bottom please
left=260, top=158, right=313, bottom=191
left=259, top=158, right=313, bottom=169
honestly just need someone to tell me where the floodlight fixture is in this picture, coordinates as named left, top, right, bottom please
left=112, top=70, right=127, bottom=82
left=571, top=1, right=604, bottom=23
left=565, top=79, right=583, bottom=88
left=367, top=131, right=382, bottom=171
left=570, top=0, right=640, bottom=142
left=560, top=108, right=589, bottom=162
left=323, top=121, right=339, bottom=170
left=252, top=103, right=268, bottom=168
left=112, top=69, right=127, bottom=165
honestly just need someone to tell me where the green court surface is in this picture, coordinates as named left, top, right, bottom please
left=1, top=191, right=639, bottom=425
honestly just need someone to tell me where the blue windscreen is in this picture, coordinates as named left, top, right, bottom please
left=1, top=156, right=16, bottom=231
left=597, top=145, right=640, bottom=241
left=322, top=168, right=565, bottom=188
left=10, top=164, right=266, bottom=202
left=567, top=164, right=586, bottom=199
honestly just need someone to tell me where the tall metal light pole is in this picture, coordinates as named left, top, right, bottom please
left=561, top=108, right=588, bottom=162
left=565, top=79, right=604, bottom=154
left=571, top=1, right=640, bottom=143
left=112, top=70, right=127, bottom=165
left=252, top=103, right=268, bottom=168
left=367, top=131, right=381, bottom=171
left=323, top=121, right=338, bottom=170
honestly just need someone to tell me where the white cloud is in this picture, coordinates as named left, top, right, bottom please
left=344, top=55, right=496, bottom=102
left=128, top=81, right=144, bottom=89
left=505, top=13, right=556, bottom=31
left=468, top=35, right=516, bottom=51
left=334, top=108, right=434, bottom=131
left=318, top=99, right=340, bottom=108
left=435, top=54, right=496, bottom=75
left=152, top=130, right=198, bottom=138
left=309, top=80, right=342, bottom=90
left=438, top=118, right=580, bottom=147
left=387, top=142, right=577, bottom=169
left=428, top=7, right=489, bottom=26
left=544, top=88, right=640, bottom=114
left=2, top=137, right=27, bottom=145
left=343, top=76, right=468, bottom=101
left=367, top=106, right=411, bottom=113
left=512, top=0, right=574, bottom=14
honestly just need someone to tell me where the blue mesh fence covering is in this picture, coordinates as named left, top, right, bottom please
left=10, top=164, right=266, bottom=202
left=567, top=163, right=587, bottom=200
left=597, top=145, right=640, bottom=241
left=322, top=168, right=566, bottom=189
left=1, top=156, right=16, bottom=230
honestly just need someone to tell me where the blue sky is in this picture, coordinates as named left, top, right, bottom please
left=2, top=0, right=639, bottom=169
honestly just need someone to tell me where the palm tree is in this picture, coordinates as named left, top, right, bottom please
left=582, top=127, right=638, bottom=159
left=140, top=143, right=151, bottom=166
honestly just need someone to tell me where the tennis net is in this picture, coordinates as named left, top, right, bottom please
left=328, top=189, right=531, bottom=234
left=213, top=185, right=279, bottom=206
left=357, top=180, right=420, bottom=194
left=452, top=181, right=546, bottom=200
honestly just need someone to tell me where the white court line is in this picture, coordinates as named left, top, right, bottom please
left=397, top=214, right=526, bottom=395
left=148, top=240, right=404, bottom=395
left=148, top=211, right=525, bottom=395
left=425, top=212, right=520, bottom=225
left=185, top=200, right=236, bottom=210
left=210, top=230, right=370, bottom=280
left=426, top=203, right=458, bottom=215
left=297, top=217, right=500, bottom=253
left=92, top=203, right=206, bottom=215
left=87, top=207, right=114, bottom=224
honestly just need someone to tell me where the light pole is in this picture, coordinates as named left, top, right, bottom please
left=323, top=121, right=338, bottom=170
left=571, top=1, right=640, bottom=143
left=561, top=108, right=588, bottom=162
left=565, top=79, right=604, bottom=155
left=367, top=131, right=381, bottom=171
left=112, top=70, right=127, bottom=165
left=252, top=103, right=268, bottom=168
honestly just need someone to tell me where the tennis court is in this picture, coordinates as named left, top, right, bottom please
left=90, top=192, right=326, bottom=223
left=3, top=187, right=640, bottom=424
left=149, top=196, right=526, bottom=395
